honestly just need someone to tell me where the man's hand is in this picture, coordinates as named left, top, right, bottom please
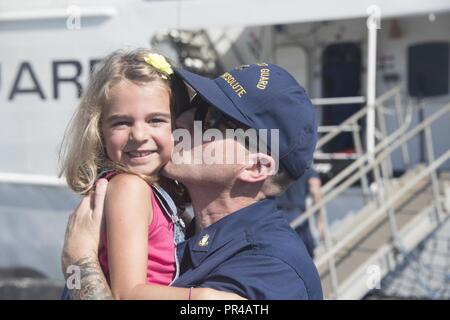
left=61, top=179, right=108, bottom=276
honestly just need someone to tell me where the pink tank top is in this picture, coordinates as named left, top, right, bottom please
left=98, top=175, right=176, bottom=286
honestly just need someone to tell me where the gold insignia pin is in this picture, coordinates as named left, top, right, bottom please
left=198, top=234, right=209, bottom=247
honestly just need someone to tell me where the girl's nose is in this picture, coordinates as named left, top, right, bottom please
left=129, top=123, right=149, bottom=142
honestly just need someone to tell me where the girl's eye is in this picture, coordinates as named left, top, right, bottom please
left=112, top=121, right=129, bottom=127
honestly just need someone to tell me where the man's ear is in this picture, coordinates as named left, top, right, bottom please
left=238, top=153, right=277, bottom=183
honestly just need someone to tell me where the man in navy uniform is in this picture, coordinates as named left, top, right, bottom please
left=61, top=63, right=323, bottom=300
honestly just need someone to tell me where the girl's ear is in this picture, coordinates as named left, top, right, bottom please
left=237, top=153, right=277, bottom=183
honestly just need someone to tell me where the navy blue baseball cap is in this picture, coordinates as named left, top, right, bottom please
left=174, top=63, right=317, bottom=179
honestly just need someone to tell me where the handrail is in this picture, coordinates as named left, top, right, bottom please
left=316, top=86, right=401, bottom=150
left=291, top=101, right=450, bottom=299
left=314, top=87, right=406, bottom=204
left=293, top=87, right=413, bottom=297
left=315, top=149, right=450, bottom=270
left=318, top=125, right=359, bottom=133
left=294, top=90, right=412, bottom=228
left=292, top=102, right=448, bottom=229
left=291, top=103, right=450, bottom=297
left=312, top=96, right=365, bottom=106
left=319, top=99, right=412, bottom=195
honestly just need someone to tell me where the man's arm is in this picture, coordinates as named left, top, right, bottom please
left=67, top=257, right=113, bottom=300
left=61, top=179, right=113, bottom=300
left=65, top=254, right=244, bottom=300
left=197, top=254, right=322, bottom=300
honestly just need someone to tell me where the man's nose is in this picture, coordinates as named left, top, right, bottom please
left=175, top=108, right=196, bottom=130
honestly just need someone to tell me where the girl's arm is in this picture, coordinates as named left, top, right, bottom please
left=105, top=174, right=245, bottom=300
left=104, top=173, right=151, bottom=300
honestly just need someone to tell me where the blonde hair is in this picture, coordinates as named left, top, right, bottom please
left=59, top=48, right=189, bottom=194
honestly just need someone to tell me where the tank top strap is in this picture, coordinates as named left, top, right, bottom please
left=151, top=185, right=186, bottom=245
left=97, top=169, right=118, bottom=181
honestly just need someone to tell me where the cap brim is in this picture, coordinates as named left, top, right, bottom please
left=174, top=68, right=252, bottom=127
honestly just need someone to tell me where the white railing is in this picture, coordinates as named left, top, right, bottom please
left=292, top=100, right=450, bottom=299
left=311, top=96, right=366, bottom=106
left=0, top=6, right=117, bottom=22
left=314, top=86, right=410, bottom=199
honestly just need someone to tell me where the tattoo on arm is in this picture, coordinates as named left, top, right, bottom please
left=68, top=257, right=113, bottom=300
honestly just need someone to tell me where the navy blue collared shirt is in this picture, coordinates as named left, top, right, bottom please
left=172, top=198, right=323, bottom=300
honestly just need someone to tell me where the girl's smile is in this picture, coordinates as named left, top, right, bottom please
left=125, top=149, right=157, bottom=165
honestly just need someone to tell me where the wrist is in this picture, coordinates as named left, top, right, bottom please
left=190, top=287, right=209, bottom=300
left=62, top=249, right=98, bottom=278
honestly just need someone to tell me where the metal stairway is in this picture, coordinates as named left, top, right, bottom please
left=291, top=87, right=450, bottom=299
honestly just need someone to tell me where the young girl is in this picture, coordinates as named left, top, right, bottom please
left=59, top=48, right=242, bottom=300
